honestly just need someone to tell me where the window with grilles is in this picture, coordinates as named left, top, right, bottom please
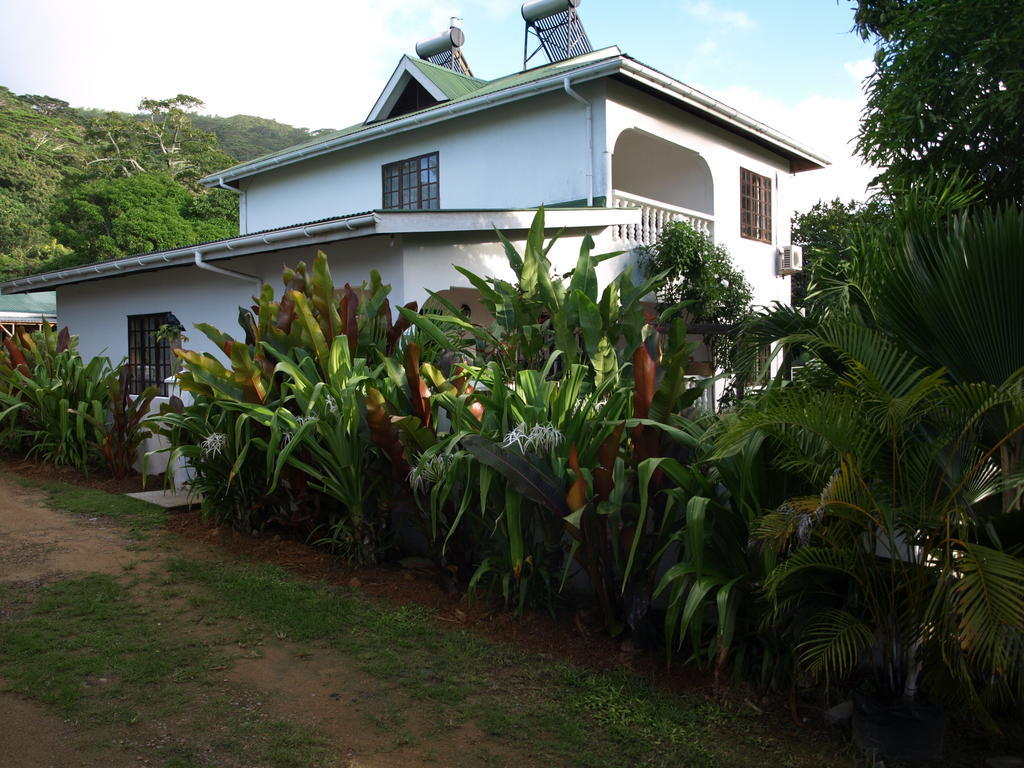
left=740, top=168, right=772, bottom=243
left=127, top=313, right=173, bottom=395
left=382, top=152, right=439, bottom=210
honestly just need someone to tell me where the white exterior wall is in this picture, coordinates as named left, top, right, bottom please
left=57, top=236, right=402, bottom=365
left=603, top=81, right=794, bottom=309
left=241, top=85, right=606, bottom=234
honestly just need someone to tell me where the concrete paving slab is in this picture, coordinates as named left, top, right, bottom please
left=124, top=489, right=196, bottom=510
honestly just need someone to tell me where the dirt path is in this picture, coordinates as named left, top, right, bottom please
left=0, top=474, right=515, bottom=768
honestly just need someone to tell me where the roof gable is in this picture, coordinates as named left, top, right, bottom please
left=366, top=56, right=486, bottom=123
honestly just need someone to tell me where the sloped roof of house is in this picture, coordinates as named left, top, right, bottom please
left=0, top=291, right=56, bottom=320
left=201, top=47, right=827, bottom=187
left=0, top=207, right=638, bottom=294
left=407, top=57, right=488, bottom=99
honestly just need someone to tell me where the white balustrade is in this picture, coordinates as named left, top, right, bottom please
left=612, top=190, right=715, bottom=247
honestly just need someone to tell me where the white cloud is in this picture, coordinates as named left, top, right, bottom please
left=843, top=57, right=875, bottom=84
left=683, top=1, right=754, bottom=30
left=711, top=84, right=879, bottom=211
left=0, top=0, right=512, bottom=130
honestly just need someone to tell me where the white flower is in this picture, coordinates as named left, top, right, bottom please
left=200, top=433, right=227, bottom=459
left=501, top=422, right=530, bottom=452
left=502, top=422, right=564, bottom=454
left=324, top=395, right=339, bottom=416
left=526, top=423, right=564, bottom=453
left=408, top=452, right=451, bottom=493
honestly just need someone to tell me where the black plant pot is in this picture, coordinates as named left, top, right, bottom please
left=851, top=689, right=947, bottom=764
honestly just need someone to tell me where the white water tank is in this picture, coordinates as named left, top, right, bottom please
left=522, top=0, right=580, bottom=23
left=415, top=27, right=465, bottom=59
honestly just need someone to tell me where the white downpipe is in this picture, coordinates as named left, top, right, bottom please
left=602, top=149, right=613, bottom=203
left=214, top=177, right=239, bottom=193
left=194, top=250, right=263, bottom=295
left=563, top=77, right=594, bottom=207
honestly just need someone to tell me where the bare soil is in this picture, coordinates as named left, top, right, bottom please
left=0, top=687, right=137, bottom=768
left=0, top=470, right=521, bottom=767
left=0, top=479, right=141, bottom=582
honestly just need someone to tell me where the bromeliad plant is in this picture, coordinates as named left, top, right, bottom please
left=157, top=254, right=423, bottom=551
left=245, top=339, right=386, bottom=563
left=176, top=256, right=416, bottom=406
left=0, top=323, right=154, bottom=475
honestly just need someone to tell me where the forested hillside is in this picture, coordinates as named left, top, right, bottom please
left=0, top=88, right=325, bottom=281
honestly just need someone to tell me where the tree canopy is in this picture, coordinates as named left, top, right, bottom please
left=853, top=0, right=1024, bottom=204
left=790, top=198, right=888, bottom=309
left=0, top=87, right=326, bottom=280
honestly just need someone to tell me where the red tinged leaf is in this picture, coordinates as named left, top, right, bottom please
left=403, top=343, right=431, bottom=429
left=631, top=344, right=661, bottom=471
left=366, top=387, right=411, bottom=478
left=385, top=300, right=417, bottom=355
left=3, top=336, right=28, bottom=374
left=567, top=444, right=587, bottom=513
left=463, top=382, right=485, bottom=422
left=275, top=291, right=296, bottom=333
left=56, top=326, right=71, bottom=353
left=339, top=284, right=359, bottom=357
left=632, top=345, right=656, bottom=419
left=594, top=423, right=625, bottom=502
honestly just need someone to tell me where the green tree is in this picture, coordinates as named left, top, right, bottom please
left=46, top=173, right=236, bottom=267
left=638, top=221, right=752, bottom=367
left=0, top=87, right=88, bottom=277
left=790, top=198, right=888, bottom=309
left=853, top=0, right=1024, bottom=203
left=191, top=114, right=322, bottom=162
left=86, top=95, right=234, bottom=187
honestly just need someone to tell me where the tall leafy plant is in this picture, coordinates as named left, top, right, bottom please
left=399, top=207, right=669, bottom=386
left=719, top=324, right=1024, bottom=725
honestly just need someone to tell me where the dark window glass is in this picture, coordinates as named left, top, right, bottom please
left=127, top=313, right=172, bottom=395
left=381, top=152, right=439, bottom=210
left=740, top=168, right=772, bottom=243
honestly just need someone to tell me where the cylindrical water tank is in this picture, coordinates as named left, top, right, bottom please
left=415, top=27, right=466, bottom=59
left=521, top=0, right=580, bottom=23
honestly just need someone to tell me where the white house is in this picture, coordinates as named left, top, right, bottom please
left=1, top=10, right=826, bottom=400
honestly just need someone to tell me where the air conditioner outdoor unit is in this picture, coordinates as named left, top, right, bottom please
left=777, top=244, right=804, bottom=276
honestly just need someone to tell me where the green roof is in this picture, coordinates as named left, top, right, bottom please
left=208, top=48, right=623, bottom=182
left=407, top=57, right=487, bottom=99
left=0, top=291, right=55, bottom=315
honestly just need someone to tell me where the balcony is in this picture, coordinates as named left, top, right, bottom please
left=611, top=190, right=715, bottom=248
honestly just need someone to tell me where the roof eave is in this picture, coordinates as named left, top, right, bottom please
left=1, top=208, right=639, bottom=294
left=200, top=53, right=827, bottom=187
left=614, top=59, right=829, bottom=171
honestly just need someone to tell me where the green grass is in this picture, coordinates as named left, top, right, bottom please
left=166, top=557, right=852, bottom=768
left=0, top=474, right=851, bottom=767
left=9, top=473, right=167, bottom=534
left=0, top=575, right=336, bottom=767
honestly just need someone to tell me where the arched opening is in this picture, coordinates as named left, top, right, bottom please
left=611, top=129, right=715, bottom=246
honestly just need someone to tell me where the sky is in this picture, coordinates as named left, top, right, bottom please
left=0, top=0, right=879, bottom=212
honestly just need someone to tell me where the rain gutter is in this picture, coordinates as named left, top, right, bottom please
left=1, top=214, right=379, bottom=293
